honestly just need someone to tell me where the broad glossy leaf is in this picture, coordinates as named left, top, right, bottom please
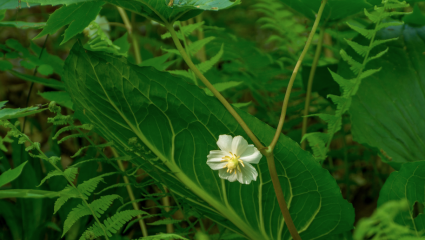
left=346, top=24, right=425, bottom=164
left=377, top=161, right=425, bottom=236
left=63, top=43, right=354, bottom=239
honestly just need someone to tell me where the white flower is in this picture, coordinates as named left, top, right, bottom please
left=207, top=135, right=262, bottom=184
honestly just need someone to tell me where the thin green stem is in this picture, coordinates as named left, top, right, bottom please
left=111, top=148, right=149, bottom=237
left=117, top=7, right=142, bottom=64
left=165, top=22, right=264, bottom=150
left=269, top=0, right=328, bottom=151
left=22, top=34, right=49, bottom=133
left=301, top=27, right=325, bottom=150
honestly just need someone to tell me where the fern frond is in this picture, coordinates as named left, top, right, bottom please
left=302, top=132, right=329, bottom=161
left=54, top=185, right=80, bottom=213
left=197, top=44, right=224, bottom=73
left=38, top=167, right=78, bottom=187
left=53, top=124, right=93, bottom=140
left=77, top=172, right=116, bottom=199
left=80, top=210, right=148, bottom=239
left=305, top=0, right=410, bottom=162
left=58, top=133, right=89, bottom=144
left=95, top=183, right=131, bottom=195
left=71, top=141, right=113, bottom=158
left=187, top=36, right=215, bottom=55
left=161, top=21, right=204, bottom=40
left=62, top=194, right=123, bottom=237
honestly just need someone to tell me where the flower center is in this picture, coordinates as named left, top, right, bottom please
left=221, top=152, right=245, bottom=174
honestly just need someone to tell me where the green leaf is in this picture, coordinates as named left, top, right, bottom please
left=147, top=218, right=182, bottom=225
left=403, top=4, right=425, bottom=26
left=353, top=199, right=420, bottom=239
left=113, top=32, right=130, bottom=56
left=63, top=43, right=354, bottom=239
left=81, top=210, right=147, bottom=239
left=38, top=91, right=74, bottom=110
left=0, top=101, right=46, bottom=121
left=139, top=53, right=174, bottom=71
left=9, top=70, right=65, bottom=90
left=232, top=101, right=252, bottom=109
left=0, top=0, right=38, bottom=9
left=377, top=161, right=425, bottom=237
left=34, top=1, right=105, bottom=44
left=0, top=60, right=13, bottom=71
left=203, top=81, right=243, bottom=96
left=0, top=161, right=28, bottom=187
left=0, top=189, right=62, bottom=199
left=63, top=194, right=124, bottom=237
left=103, top=0, right=239, bottom=24
left=0, top=21, right=46, bottom=29
left=348, top=24, right=425, bottom=164
left=37, top=64, right=54, bottom=75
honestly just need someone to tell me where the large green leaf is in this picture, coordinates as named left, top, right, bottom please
left=346, top=24, right=425, bottom=164
left=63, top=43, right=354, bottom=239
left=377, top=161, right=425, bottom=236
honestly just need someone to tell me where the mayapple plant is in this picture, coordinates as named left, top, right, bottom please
left=0, top=0, right=422, bottom=239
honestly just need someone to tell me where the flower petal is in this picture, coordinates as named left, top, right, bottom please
left=218, top=168, right=238, bottom=182
left=232, top=136, right=248, bottom=156
left=206, top=150, right=227, bottom=163
left=240, top=145, right=262, bottom=164
left=217, top=135, right=233, bottom=152
left=237, top=163, right=258, bottom=184
left=207, top=162, right=227, bottom=170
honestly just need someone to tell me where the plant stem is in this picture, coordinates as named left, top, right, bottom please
left=265, top=151, right=301, bottom=240
left=165, top=23, right=264, bottom=150
left=301, top=27, right=325, bottom=150
left=195, top=14, right=206, bottom=62
left=269, top=0, right=328, bottom=151
left=117, top=7, right=142, bottom=64
left=112, top=148, right=149, bottom=237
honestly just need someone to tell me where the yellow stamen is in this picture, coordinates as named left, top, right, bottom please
left=221, top=152, right=244, bottom=174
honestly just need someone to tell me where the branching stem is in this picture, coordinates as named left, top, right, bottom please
left=269, top=0, right=328, bottom=151
left=164, top=22, right=264, bottom=150
left=301, top=27, right=325, bottom=150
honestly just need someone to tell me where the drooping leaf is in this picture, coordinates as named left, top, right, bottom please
left=9, top=70, right=65, bottom=90
left=34, top=1, right=105, bottom=44
left=63, top=43, right=354, bottom=239
left=0, top=161, right=28, bottom=187
left=347, top=24, right=425, bottom=164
